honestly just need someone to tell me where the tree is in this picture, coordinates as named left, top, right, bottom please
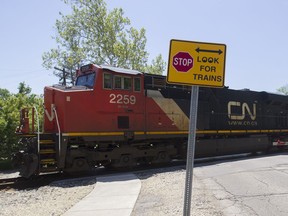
left=18, top=82, right=32, bottom=95
left=145, top=54, right=166, bottom=75
left=277, top=85, right=288, bottom=95
left=42, top=0, right=165, bottom=84
left=0, top=84, right=43, bottom=159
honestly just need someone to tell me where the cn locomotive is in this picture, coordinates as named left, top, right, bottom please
left=13, top=64, right=288, bottom=177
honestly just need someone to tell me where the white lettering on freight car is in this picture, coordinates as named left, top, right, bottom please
left=227, top=101, right=256, bottom=121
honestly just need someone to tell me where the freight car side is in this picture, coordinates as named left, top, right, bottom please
left=144, top=74, right=288, bottom=157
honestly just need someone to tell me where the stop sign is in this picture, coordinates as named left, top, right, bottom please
left=172, top=52, right=194, bottom=72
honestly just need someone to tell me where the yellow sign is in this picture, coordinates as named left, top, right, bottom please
left=167, top=39, right=226, bottom=87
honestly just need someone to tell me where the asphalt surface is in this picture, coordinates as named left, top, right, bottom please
left=195, top=152, right=288, bottom=216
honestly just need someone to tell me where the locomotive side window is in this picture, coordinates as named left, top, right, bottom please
left=134, top=77, right=141, bottom=92
left=114, top=76, right=132, bottom=90
left=114, top=76, right=122, bottom=89
left=123, top=77, right=131, bottom=90
left=103, top=73, right=112, bottom=89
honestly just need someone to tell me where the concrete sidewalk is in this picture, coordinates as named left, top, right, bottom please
left=63, top=173, right=141, bottom=216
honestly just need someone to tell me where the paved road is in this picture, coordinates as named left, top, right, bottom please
left=194, top=153, right=288, bottom=216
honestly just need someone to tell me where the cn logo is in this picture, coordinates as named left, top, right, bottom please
left=45, top=104, right=55, bottom=121
left=227, top=101, right=256, bottom=120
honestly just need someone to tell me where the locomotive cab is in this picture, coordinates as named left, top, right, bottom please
left=43, top=64, right=145, bottom=134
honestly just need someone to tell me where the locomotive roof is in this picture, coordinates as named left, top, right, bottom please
left=101, top=65, right=143, bottom=75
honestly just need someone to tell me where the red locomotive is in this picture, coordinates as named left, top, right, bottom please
left=13, top=64, right=288, bottom=178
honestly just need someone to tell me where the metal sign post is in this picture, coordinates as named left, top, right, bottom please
left=183, top=85, right=199, bottom=216
left=167, top=39, right=226, bottom=216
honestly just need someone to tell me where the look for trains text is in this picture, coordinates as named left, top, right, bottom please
left=195, top=56, right=222, bottom=82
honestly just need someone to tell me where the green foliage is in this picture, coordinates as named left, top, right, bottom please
left=43, top=0, right=164, bottom=84
left=277, top=85, right=288, bottom=95
left=145, top=54, right=167, bottom=75
left=18, top=82, right=32, bottom=95
left=0, top=83, right=43, bottom=159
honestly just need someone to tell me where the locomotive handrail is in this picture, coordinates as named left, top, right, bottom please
left=33, top=106, right=40, bottom=154
left=53, top=107, right=61, bottom=158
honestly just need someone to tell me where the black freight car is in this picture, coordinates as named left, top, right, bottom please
left=145, top=74, right=288, bottom=157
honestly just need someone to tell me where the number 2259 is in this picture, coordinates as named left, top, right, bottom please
left=109, top=94, right=136, bottom=105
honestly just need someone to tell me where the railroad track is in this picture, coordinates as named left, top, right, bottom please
left=0, top=177, right=26, bottom=190
left=0, top=177, right=20, bottom=185
left=0, top=173, right=69, bottom=190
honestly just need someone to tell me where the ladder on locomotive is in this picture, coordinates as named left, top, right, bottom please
left=39, top=134, right=58, bottom=173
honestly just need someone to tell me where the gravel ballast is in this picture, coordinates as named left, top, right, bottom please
left=132, top=166, right=223, bottom=216
left=0, top=172, right=96, bottom=216
left=0, top=166, right=223, bottom=216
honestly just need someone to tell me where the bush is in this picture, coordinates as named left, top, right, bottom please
left=0, top=159, right=13, bottom=170
left=0, top=84, right=43, bottom=160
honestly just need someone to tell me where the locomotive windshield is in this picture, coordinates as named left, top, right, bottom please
left=75, top=72, right=96, bottom=88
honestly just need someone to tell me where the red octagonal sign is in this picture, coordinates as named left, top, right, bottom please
left=172, top=52, right=194, bottom=72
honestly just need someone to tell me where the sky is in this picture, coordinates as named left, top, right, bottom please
left=1, top=0, right=288, bottom=95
